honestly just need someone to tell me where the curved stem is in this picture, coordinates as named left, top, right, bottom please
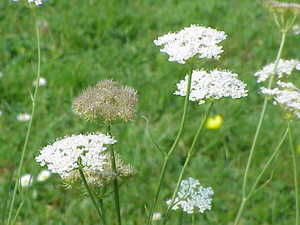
left=288, top=122, right=299, bottom=225
left=146, top=73, right=192, bottom=225
left=107, top=125, right=122, bottom=225
left=162, top=102, right=213, bottom=225
left=79, top=168, right=104, bottom=224
left=234, top=30, right=287, bottom=225
left=6, top=11, right=41, bottom=225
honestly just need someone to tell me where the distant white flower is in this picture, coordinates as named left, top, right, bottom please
left=174, top=70, right=248, bottom=104
left=20, top=174, right=33, bottom=187
left=292, top=24, right=300, bottom=35
left=152, top=212, right=162, bottom=221
left=12, top=0, right=44, bottom=6
left=0, top=110, right=2, bottom=116
left=37, top=169, right=51, bottom=182
left=254, top=59, right=300, bottom=83
left=166, top=177, right=214, bottom=214
left=33, top=77, right=47, bottom=87
left=154, top=24, right=227, bottom=64
left=0, top=72, right=3, bottom=78
left=261, top=81, right=300, bottom=118
left=35, top=133, right=116, bottom=179
left=16, top=113, right=31, bottom=122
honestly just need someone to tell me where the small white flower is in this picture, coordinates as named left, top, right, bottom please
left=0, top=72, right=3, bottom=78
left=37, top=169, right=51, bottom=182
left=0, top=110, right=2, bottom=116
left=152, top=212, right=162, bottom=221
left=35, top=133, right=117, bottom=179
left=261, top=81, right=300, bottom=118
left=12, top=0, right=44, bottom=6
left=254, top=59, right=300, bottom=83
left=292, top=24, right=300, bottom=35
left=166, top=177, right=214, bottom=214
left=33, top=77, right=47, bottom=87
left=20, top=174, right=33, bottom=187
left=154, top=24, right=227, bottom=64
left=174, top=69, right=248, bottom=104
left=16, top=113, right=31, bottom=122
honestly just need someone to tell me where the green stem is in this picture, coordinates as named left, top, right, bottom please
left=99, top=199, right=106, bottom=225
left=79, top=168, right=104, bottom=225
left=6, top=12, right=41, bottom=225
left=248, top=127, right=288, bottom=197
left=146, top=73, right=192, bottom=225
left=107, top=125, right=122, bottom=225
left=234, top=126, right=288, bottom=225
left=162, top=102, right=213, bottom=225
left=234, top=30, right=287, bottom=225
left=288, top=122, right=299, bottom=225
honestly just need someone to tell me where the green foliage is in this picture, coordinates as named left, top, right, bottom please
left=0, top=0, right=299, bottom=224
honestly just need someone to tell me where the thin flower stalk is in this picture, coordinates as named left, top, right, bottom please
left=79, top=168, right=105, bottom=225
left=288, top=122, right=299, bottom=225
left=6, top=13, right=42, bottom=225
left=234, top=126, right=289, bottom=225
left=107, top=125, right=122, bottom=225
left=233, top=29, right=287, bottom=225
left=146, top=73, right=192, bottom=225
left=162, top=102, right=213, bottom=225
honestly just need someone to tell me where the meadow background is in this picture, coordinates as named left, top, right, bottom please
left=0, top=0, right=300, bottom=224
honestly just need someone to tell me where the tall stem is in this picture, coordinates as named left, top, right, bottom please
left=107, top=125, right=122, bottom=225
left=146, top=73, right=192, bottom=225
left=234, top=126, right=288, bottom=225
left=79, top=168, right=104, bottom=225
left=234, top=30, right=287, bottom=225
left=6, top=12, right=41, bottom=225
left=162, top=102, right=213, bottom=225
left=288, top=122, right=299, bottom=225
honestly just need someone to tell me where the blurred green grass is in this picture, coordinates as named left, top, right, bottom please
left=0, top=0, right=300, bottom=224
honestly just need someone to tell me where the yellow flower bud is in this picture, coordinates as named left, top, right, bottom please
left=205, top=115, right=224, bottom=130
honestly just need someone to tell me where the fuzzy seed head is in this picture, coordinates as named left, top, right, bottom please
left=73, top=80, right=138, bottom=122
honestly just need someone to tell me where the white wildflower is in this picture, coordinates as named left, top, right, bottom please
left=166, top=177, right=214, bottom=214
left=16, top=113, right=31, bottom=122
left=35, top=133, right=116, bottom=179
left=152, top=212, right=162, bottom=221
left=12, top=0, right=44, bottom=6
left=0, top=110, right=2, bottom=116
left=0, top=72, right=3, bottom=78
left=154, top=24, right=227, bottom=64
left=261, top=81, right=300, bottom=118
left=254, top=59, right=300, bottom=83
left=20, top=174, right=33, bottom=187
left=174, top=69, right=248, bottom=104
left=292, top=24, right=300, bottom=35
left=37, top=169, right=51, bottom=182
left=33, top=77, right=47, bottom=87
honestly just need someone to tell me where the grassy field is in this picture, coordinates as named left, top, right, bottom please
left=0, top=0, right=300, bottom=224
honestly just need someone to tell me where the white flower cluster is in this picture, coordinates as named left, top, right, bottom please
left=292, top=24, right=300, bottom=35
left=35, top=133, right=116, bottom=179
left=261, top=81, right=300, bottom=118
left=12, top=0, right=44, bottom=6
left=166, top=177, right=214, bottom=214
left=254, top=59, right=300, bottom=83
left=174, top=70, right=248, bottom=104
left=154, top=24, right=227, bottom=64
